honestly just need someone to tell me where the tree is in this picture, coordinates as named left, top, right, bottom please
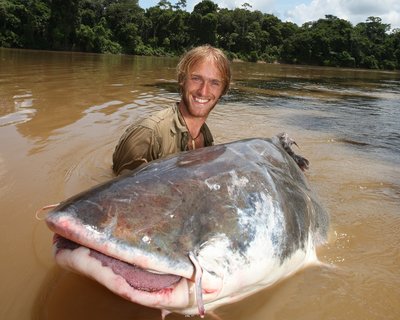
left=0, top=0, right=25, bottom=47
left=145, top=1, right=190, bottom=54
left=354, top=16, right=392, bottom=68
left=389, top=29, right=400, bottom=68
left=0, top=0, right=50, bottom=48
left=1, top=1, right=398, bottom=70
left=48, top=0, right=80, bottom=50
left=189, top=0, right=219, bottom=46
left=104, top=0, right=144, bottom=54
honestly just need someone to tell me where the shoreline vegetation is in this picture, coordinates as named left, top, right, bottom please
left=1, top=0, right=399, bottom=70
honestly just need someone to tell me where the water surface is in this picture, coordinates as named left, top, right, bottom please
left=0, top=48, right=399, bottom=320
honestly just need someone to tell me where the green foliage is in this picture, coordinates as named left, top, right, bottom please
left=0, top=0, right=50, bottom=48
left=145, top=2, right=190, bottom=54
left=75, top=17, right=121, bottom=54
left=190, top=0, right=219, bottom=46
left=48, top=0, right=81, bottom=50
left=0, top=0, right=399, bottom=70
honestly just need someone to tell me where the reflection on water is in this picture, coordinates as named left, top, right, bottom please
left=0, top=48, right=399, bottom=320
left=230, top=73, right=400, bottom=164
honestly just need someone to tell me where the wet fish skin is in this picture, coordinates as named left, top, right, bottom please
left=45, top=137, right=329, bottom=316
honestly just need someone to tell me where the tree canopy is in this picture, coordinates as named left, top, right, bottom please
left=1, top=0, right=399, bottom=69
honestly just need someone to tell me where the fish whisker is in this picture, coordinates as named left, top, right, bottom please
left=189, top=251, right=205, bottom=318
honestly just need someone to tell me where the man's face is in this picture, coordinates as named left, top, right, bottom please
left=180, top=59, right=224, bottom=118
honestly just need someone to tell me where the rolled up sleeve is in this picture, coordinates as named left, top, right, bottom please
left=112, top=125, right=159, bottom=175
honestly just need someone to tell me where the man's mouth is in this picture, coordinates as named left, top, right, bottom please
left=193, top=96, right=210, bottom=104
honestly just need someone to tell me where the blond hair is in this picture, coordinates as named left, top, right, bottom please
left=177, top=45, right=231, bottom=95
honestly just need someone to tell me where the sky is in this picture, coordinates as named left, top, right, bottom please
left=138, top=0, right=400, bottom=30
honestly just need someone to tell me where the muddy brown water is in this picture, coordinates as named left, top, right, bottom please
left=1, top=48, right=399, bottom=320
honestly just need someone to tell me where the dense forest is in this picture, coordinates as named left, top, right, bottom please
left=1, top=0, right=400, bottom=69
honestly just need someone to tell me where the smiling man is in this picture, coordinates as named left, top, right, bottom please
left=112, top=45, right=231, bottom=175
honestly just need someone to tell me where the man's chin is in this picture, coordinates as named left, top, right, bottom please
left=190, top=102, right=217, bottom=116
left=180, top=98, right=217, bottom=118
left=189, top=108, right=213, bottom=118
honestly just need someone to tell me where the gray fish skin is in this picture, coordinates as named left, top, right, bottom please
left=46, top=137, right=329, bottom=316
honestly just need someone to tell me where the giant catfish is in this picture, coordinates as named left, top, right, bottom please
left=45, top=133, right=329, bottom=318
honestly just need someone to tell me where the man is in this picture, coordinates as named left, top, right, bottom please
left=112, top=45, right=231, bottom=175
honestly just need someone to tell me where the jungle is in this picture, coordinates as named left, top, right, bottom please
left=1, top=0, right=399, bottom=69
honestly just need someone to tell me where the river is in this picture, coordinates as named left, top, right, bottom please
left=0, top=48, right=399, bottom=320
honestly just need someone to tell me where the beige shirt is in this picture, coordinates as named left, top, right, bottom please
left=112, top=104, right=214, bottom=175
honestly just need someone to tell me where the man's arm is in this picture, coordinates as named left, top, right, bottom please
left=112, top=125, right=159, bottom=175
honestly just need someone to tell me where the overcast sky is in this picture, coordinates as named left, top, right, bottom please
left=138, top=0, right=400, bottom=30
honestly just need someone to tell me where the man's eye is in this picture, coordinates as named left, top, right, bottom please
left=191, top=76, right=201, bottom=82
left=211, top=80, right=222, bottom=87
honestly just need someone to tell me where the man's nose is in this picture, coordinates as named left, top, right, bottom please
left=198, top=81, right=211, bottom=96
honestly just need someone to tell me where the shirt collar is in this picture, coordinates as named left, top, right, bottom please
left=171, top=102, right=188, bottom=135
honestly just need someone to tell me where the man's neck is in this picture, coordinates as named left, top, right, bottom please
left=178, top=101, right=206, bottom=138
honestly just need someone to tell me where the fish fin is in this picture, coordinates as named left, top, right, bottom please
left=277, top=132, right=309, bottom=171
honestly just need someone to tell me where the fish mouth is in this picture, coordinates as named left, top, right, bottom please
left=52, top=233, right=214, bottom=316
left=53, top=234, right=183, bottom=293
left=47, top=214, right=222, bottom=315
